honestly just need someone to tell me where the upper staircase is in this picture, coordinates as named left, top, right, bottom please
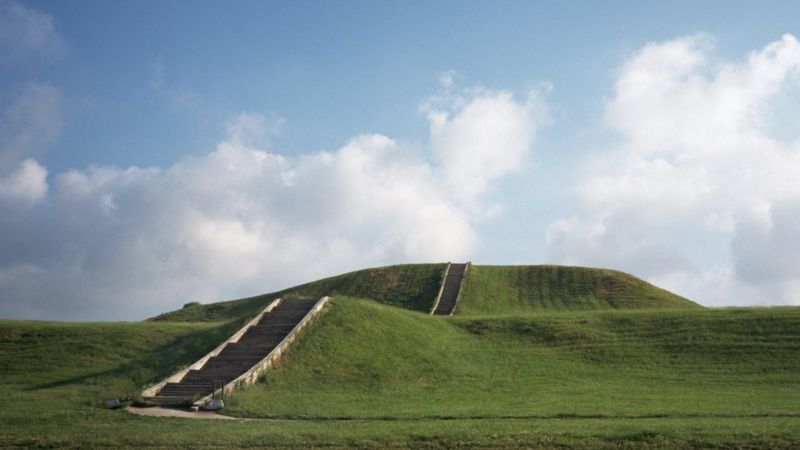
left=147, top=297, right=324, bottom=406
left=431, top=262, right=468, bottom=315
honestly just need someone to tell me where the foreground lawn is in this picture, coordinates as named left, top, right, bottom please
left=4, top=410, right=800, bottom=449
left=1, top=301, right=799, bottom=448
left=226, top=300, right=800, bottom=420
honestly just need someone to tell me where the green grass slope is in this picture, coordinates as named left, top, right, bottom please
left=150, top=263, right=446, bottom=322
left=0, top=319, right=242, bottom=397
left=458, top=265, right=699, bottom=314
left=225, top=300, right=799, bottom=421
left=2, top=303, right=800, bottom=448
left=151, top=263, right=696, bottom=323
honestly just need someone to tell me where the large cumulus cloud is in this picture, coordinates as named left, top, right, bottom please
left=0, top=86, right=545, bottom=320
left=546, top=34, right=800, bottom=306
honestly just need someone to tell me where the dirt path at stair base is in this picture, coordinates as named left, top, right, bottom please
left=126, top=406, right=236, bottom=420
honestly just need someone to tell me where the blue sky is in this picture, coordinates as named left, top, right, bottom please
left=16, top=0, right=799, bottom=170
left=2, top=0, right=800, bottom=320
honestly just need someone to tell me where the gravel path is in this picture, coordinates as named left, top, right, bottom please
left=126, top=406, right=236, bottom=420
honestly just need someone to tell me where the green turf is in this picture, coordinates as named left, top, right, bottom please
left=0, top=319, right=245, bottom=400
left=1, top=263, right=798, bottom=448
left=224, top=299, right=800, bottom=420
left=150, top=263, right=446, bottom=322
left=151, top=263, right=698, bottom=323
left=457, top=265, right=699, bottom=314
left=2, top=305, right=800, bottom=448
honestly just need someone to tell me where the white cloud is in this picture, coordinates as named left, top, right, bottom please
left=0, top=158, right=47, bottom=205
left=0, top=1, right=65, bottom=64
left=147, top=57, right=206, bottom=113
left=0, top=82, right=63, bottom=172
left=437, top=70, right=457, bottom=89
left=224, top=111, right=285, bottom=148
left=0, top=85, right=544, bottom=320
left=424, top=85, right=548, bottom=206
left=547, top=34, right=800, bottom=306
left=731, top=200, right=800, bottom=287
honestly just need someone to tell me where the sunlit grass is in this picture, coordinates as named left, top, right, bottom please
left=1, top=264, right=798, bottom=448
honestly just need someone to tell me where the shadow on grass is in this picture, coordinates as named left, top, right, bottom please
left=221, top=412, right=800, bottom=421
left=27, top=317, right=247, bottom=392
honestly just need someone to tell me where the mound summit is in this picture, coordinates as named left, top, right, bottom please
left=151, top=264, right=699, bottom=323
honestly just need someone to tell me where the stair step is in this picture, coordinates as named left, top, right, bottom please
left=218, top=351, right=273, bottom=358
left=224, top=343, right=280, bottom=350
left=151, top=396, right=195, bottom=405
left=160, top=386, right=212, bottom=391
left=160, top=390, right=211, bottom=394
left=207, top=356, right=262, bottom=363
left=154, top=297, right=321, bottom=399
left=433, top=263, right=467, bottom=315
left=246, top=325, right=295, bottom=332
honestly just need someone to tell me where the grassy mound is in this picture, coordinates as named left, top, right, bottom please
left=151, top=263, right=697, bottom=323
left=150, top=263, right=446, bottom=322
left=457, top=265, right=699, bottom=314
left=225, top=299, right=799, bottom=419
left=2, top=303, right=800, bottom=448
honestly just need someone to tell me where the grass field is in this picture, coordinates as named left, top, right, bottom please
left=458, top=265, right=698, bottom=314
left=226, top=299, right=800, bottom=420
left=150, top=263, right=446, bottom=322
left=1, top=264, right=799, bottom=448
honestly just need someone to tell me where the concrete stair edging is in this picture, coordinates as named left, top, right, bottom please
left=429, top=262, right=452, bottom=315
left=141, top=298, right=284, bottom=400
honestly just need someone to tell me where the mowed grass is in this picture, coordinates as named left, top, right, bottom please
left=225, top=299, right=800, bottom=421
left=151, top=263, right=446, bottom=322
left=457, top=265, right=699, bottom=314
left=0, top=320, right=240, bottom=400
left=151, top=263, right=698, bottom=324
left=1, top=303, right=800, bottom=448
left=0, top=265, right=796, bottom=448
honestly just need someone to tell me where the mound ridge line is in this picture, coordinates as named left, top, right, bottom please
left=152, top=264, right=698, bottom=324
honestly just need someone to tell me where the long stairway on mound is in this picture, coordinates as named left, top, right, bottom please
left=432, top=263, right=468, bottom=315
left=151, top=298, right=320, bottom=405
